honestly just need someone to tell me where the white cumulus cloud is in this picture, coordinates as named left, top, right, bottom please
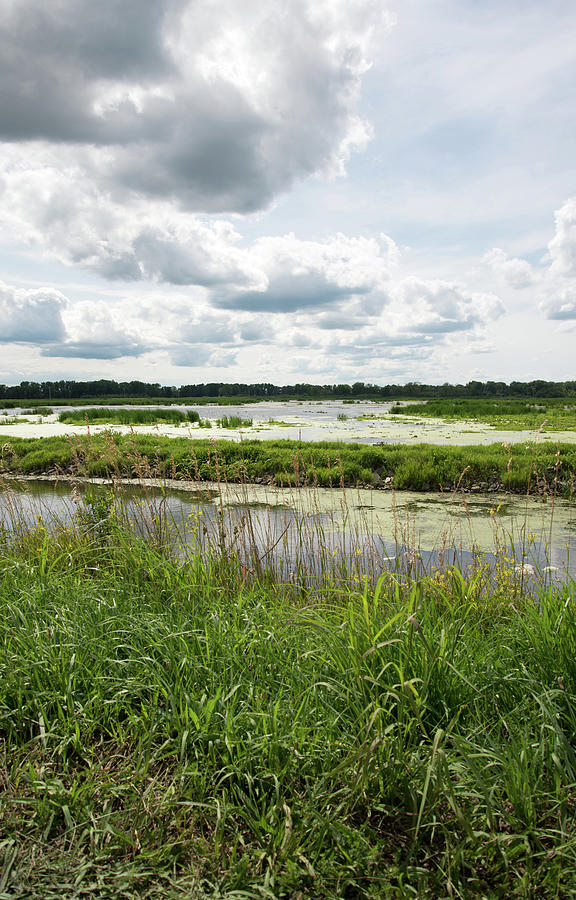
left=214, top=233, right=395, bottom=312
left=0, top=282, right=67, bottom=343
left=484, top=248, right=536, bottom=288
left=548, top=197, right=576, bottom=277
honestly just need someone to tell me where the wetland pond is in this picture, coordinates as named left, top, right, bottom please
left=2, top=477, right=575, bottom=586
left=2, top=399, right=576, bottom=445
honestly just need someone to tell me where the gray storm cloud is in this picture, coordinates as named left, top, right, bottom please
left=0, top=0, right=381, bottom=213
left=0, top=0, right=388, bottom=321
left=0, top=0, right=182, bottom=143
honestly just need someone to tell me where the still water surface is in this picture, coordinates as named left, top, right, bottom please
left=1, top=477, right=574, bottom=584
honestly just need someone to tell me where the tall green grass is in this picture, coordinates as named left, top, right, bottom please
left=1, top=488, right=576, bottom=897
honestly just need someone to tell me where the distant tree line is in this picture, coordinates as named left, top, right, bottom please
left=1, top=378, right=576, bottom=401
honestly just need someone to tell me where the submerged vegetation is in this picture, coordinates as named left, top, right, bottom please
left=1, top=478, right=576, bottom=897
left=0, top=432, right=575, bottom=494
left=391, top=397, right=576, bottom=431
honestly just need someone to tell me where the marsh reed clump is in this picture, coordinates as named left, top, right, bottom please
left=58, top=406, right=209, bottom=426
left=216, top=414, right=253, bottom=428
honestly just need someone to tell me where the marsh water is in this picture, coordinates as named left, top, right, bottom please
left=1, top=477, right=575, bottom=585
left=3, top=398, right=576, bottom=445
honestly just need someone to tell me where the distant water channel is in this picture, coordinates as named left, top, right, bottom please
left=1, top=477, right=575, bottom=587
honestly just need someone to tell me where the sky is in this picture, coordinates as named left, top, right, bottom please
left=0, top=0, right=575, bottom=387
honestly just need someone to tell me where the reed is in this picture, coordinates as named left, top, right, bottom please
left=58, top=407, right=206, bottom=426
left=216, top=414, right=254, bottom=428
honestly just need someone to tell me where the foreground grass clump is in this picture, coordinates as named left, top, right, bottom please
left=1, top=511, right=576, bottom=897
left=391, top=397, right=576, bottom=431
left=1, top=432, right=576, bottom=493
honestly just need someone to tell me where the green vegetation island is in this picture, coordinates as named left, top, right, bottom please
left=389, top=397, right=576, bottom=432
left=1, top=432, right=575, bottom=494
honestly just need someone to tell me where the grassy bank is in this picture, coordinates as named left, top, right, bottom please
left=0, top=493, right=576, bottom=898
left=1, top=432, right=575, bottom=494
left=391, top=398, right=576, bottom=431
